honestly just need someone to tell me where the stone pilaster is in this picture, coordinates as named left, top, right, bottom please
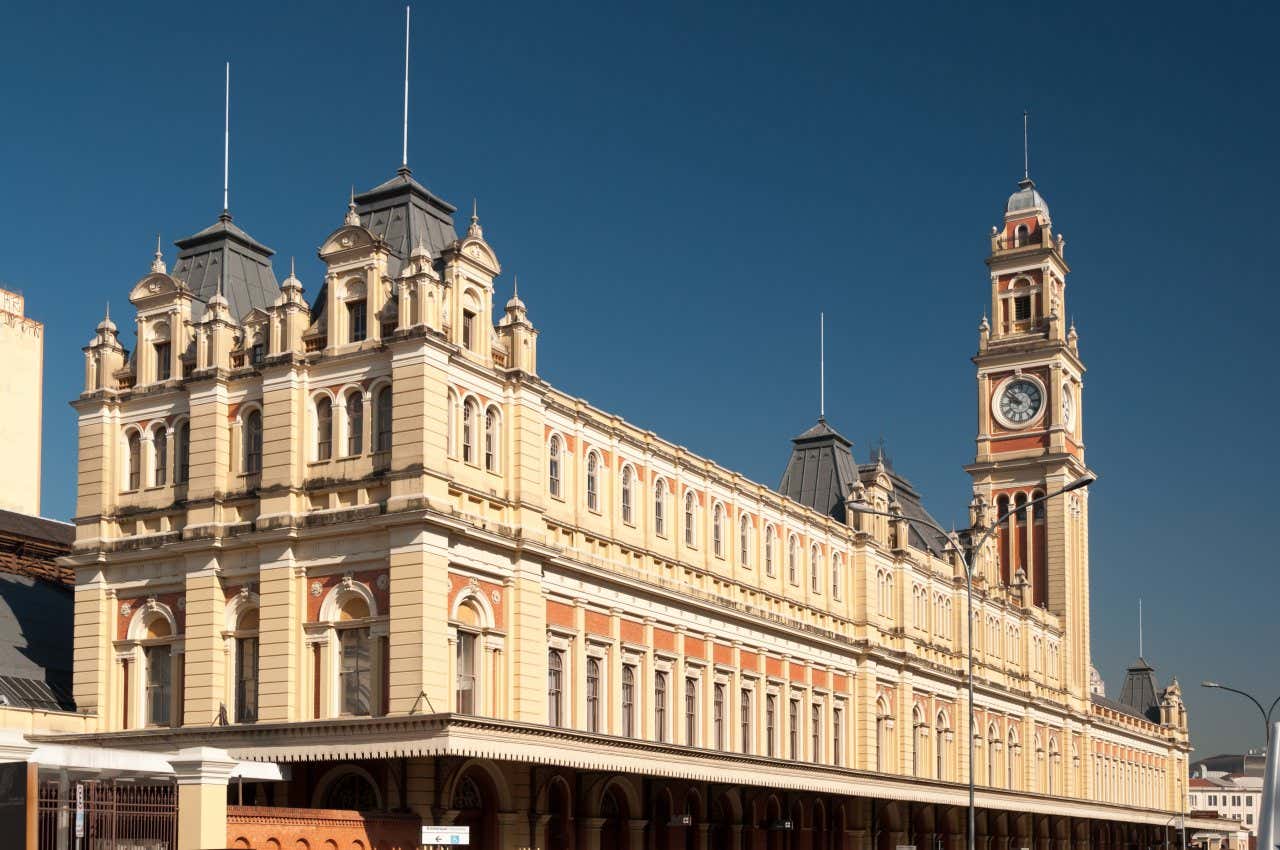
left=387, top=524, right=450, bottom=715
left=256, top=544, right=300, bottom=722
left=182, top=556, right=223, bottom=726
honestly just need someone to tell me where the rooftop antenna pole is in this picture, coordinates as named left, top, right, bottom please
left=402, top=5, right=411, bottom=168
left=223, top=61, right=231, bottom=215
left=1023, top=109, right=1030, bottom=181
left=819, top=312, right=825, bottom=420
left=1138, top=597, right=1144, bottom=659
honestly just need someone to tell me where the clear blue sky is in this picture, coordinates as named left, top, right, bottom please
left=2, top=1, right=1275, bottom=758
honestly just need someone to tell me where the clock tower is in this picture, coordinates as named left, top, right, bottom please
left=966, top=176, right=1094, bottom=703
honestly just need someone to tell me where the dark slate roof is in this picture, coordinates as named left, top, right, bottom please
left=856, top=453, right=950, bottom=556
left=1192, top=753, right=1267, bottom=778
left=354, top=166, right=458, bottom=279
left=171, top=211, right=280, bottom=320
left=0, top=572, right=74, bottom=711
left=1116, top=657, right=1162, bottom=722
left=0, top=509, right=73, bottom=547
left=778, top=419, right=859, bottom=523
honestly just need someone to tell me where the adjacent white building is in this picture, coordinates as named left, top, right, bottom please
left=1190, top=753, right=1266, bottom=837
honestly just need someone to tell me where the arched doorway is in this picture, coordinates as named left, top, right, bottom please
left=708, top=790, right=740, bottom=850
left=683, top=789, right=703, bottom=850
left=652, top=788, right=674, bottom=850
left=451, top=769, right=499, bottom=850
left=812, top=799, right=828, bottom=850
left=600, top=784, right=629, bottom=850
left=544, top=777, right=574, bottom=850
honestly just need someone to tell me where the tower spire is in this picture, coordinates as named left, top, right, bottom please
left=1023, top=109, right=1030, bottom=182
left=223, top=61, right=231, bottom=217
left=402, top=5, right=411, bottom=169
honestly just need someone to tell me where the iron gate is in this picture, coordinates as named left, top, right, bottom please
left=38, top=780, right=177, bottom=850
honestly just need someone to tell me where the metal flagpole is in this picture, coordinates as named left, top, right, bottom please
left=223, top=62, right=230, bottom=214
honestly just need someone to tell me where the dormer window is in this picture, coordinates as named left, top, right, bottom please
left=249, top=339, right=265, bottom=365
left=154, top=342, right=171, bottom=381
left=348, top=300, right=367, bottom=343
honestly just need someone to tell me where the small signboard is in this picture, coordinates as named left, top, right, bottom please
left=75, top=782, right=85, bottom=838
left=422, top=825, right=470, bottom=846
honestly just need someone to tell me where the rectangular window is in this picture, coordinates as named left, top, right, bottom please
left=740, top=688, right=752, bottom=754
left=766, top=694, right=777, bottom=757
left=1233, top=796, right=1241, bottom=807
left=713, top=683, right=724, bottom=750
left=154, top=433, right=167, bottom=487
left=684, top=677, right=697, bottom=746
left=1014, top=295, right=1032, bottom=321
left=654, top=672, right=668, bottom=743
left=250, top=341, right=265, bottom=365
left=1209, top=795, right=1218, bottom=807
left=622, top=664, right=635, bottom=737
left=339, top=628, right=373, bottom=716
left=348, top=300, right=367, bottom=343
left=587, top=659, right=601, bottom=733
left=154, top=342, right=170, bottom=381
left=462, top=309, right=476, bottom=350
left=456, top=631, right=476, bottom=714
left=833, top=707, right=843, bottom=766
left=145, top=644, right=171, bottom=727
left=235, top=636, right=258, bottom=723
left=789, top=699, right=800, bottom=759
left=811, top=703, right=822, bottom=762
left=547, top=649, right=564, bottom=727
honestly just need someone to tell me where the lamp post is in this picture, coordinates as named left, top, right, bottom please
left=849, top=472, right=1096, bottom=850
left=1199, top=682, right=1280, bottom=745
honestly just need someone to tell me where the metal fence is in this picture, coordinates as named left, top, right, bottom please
left=38, top=780, right=177, bottom=850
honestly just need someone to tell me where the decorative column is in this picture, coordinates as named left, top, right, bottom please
left=169, top=747, right=237, bottom=850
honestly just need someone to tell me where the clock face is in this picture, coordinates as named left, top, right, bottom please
left=998, top=378, right=1043, bottom=426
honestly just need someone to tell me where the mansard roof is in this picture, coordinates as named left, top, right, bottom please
left=171, top=211, right=280, bottom=320
left=858, top=449, right=949, bottom=557
left=354, top=166, right=458, bottom=279
left=1116, top=657, right=1162, bottom=723
left=778, top=419, right=859, bottom=524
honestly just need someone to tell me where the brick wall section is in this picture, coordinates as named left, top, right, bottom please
left=226, top=806, right=421, bottom=850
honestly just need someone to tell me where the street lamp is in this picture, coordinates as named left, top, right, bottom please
left=1200, top=682, right=1280, bottom=745
left=849, top=472, right=1096, bottom=850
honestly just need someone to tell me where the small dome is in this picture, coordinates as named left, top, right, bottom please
left=1006, top=178, right=1050, bottom=217
left=97, top=316, right=117, bottom=334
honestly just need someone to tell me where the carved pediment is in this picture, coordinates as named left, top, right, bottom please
left=128, top=272, right=185, bottom=305
left=445, top=235, right=501, bottom=275
left=319, top=224, right=384, bottom=260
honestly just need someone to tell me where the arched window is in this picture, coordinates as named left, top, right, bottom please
left=654, top=672, right=668, bottom=743
left=462, top=399, right=478, bottom=464
left=1015, top=223, right=1030, bottom=246
left=548, top=435, right=563, bottom=498
left=126, top=430, right=141, bottom=490
left=811, top=703, right=822, bottom=763
left=244, top=410, right=263, bottom=474
left=233, top=606, right=259, bottom=723
left=764, top=525, right=775, bottom=576
left=621, top=465, right=634, bottom=524
left=586, top=658, right=601, bottom=733
left=375, top=386, right=393, bottom=452
left=788, top=535, right=798, bottom=584
left=152, top=426, right=167, bottom=486
left=875, top=699, right=892, bottom=772
left=347, top=293, right=368, bottom=343
left=176, top=421, right=190, bottom=484
left=739, top=688, right=752, bottom=754
left=913, top=706, right=926, bottom=777
left=547, top=649, right=564, bottom=726
left=1049, top=738, right=1060, bottom=795
left=713, top=683, right=725, bottom=749
left=936, top=712, right=948, bottom=779
left=987, top=723, right=999, bottom=785
left=683, top=491, right=696, bottom=547
left=810, top=545, right=821, bottom=593
left=338, top=617, right=373, bottom=717
left=483, top=407, right=499, bottom=472
left=586, top=452, right=600, bottom=512
left=315, top=397, right=333, bottom=461
left=831, top=553, right=841, bottom=599
left=345, top=392, right=363, bottom=456
left=654, top=478, right=666, bottom=536
left=455, top=629, right=477, bottom=714
left=621, top=664, right=635, bottom=736
left=1008, top=727, right=1019, bottom=789
left=712, top=503, right=724, bottom=557
left=739, top=514, right=751, bottom=566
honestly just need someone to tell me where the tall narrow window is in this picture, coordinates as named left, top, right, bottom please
left=713, top=684, right=725, bottom=749
left=235, top=634, right=259, bottom=723
left=548, top=436, right=562, bottom=497
left=144, top=644, right=171, bottom=726
left=375, top=386, right=393, bottom=452
left=876, top=714, right=887, bottom=772
left=339, top=627, right=372, bottom=716
left=684, top=492, right=696, bottom=547
left=348, top=300, right=367, bottom=343
left=833, top=707, right=843, bottom=766
left=936, top=723, right=946, bottom=779
left=654, top=479, right=666, bottom=535
left=345, top=394, right=363, bottom=456
left=832, top=553, right=841, bottom=598
left=176, top=421, right=190, bottom=484
left=712, top=503, right=723, bottom=557
left=766, top=694, right=777, bottom=757
left=765, top=526, right=774, bottom=576
left=484, top=408, right=498, bottom=471
left=153, top=429, right=167, bottom=486
left=684, top=677, right=697, bottom=745
left=740, top=688, right=752, bottom=754
left=315, top=397, right=333, bottom=461
left=462, top=400, right=476, bottom=463
left=244, top=410, right=263, bottom=474
left=740, top=515, right=750, bottom=566
left=812, top=704, right=822, bottom=763
left=547, top=650, right=564, bottom=727
left=586, top=452, right=599, bottom=511
left=789, top=699, right=800, bottom=759
left=587, top=658, right=601, bottom=733
left=788, top=536, right=798, bottom=584
left=127, top=431, right=141, bottom=490
left=456, top=632, right=477, bottom=714
left=154, top=342, right=171, bottom=381
left=249, top=338, right=265, bottom=365
left=462, top=309, right=476, bottom=350
left=654, top=672, right=668, bottom=743
left=810, top=545, right=821, bottom=593
left=622, top=665, right=635, bottom=737
left=621, top=466, right=633, bottom=524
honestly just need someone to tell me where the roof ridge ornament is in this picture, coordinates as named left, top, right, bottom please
left=151, top=234, right=166, bottom=274
left=468, top=197, right=483, bottom=238
left=344, top=185, right=361, bottom=227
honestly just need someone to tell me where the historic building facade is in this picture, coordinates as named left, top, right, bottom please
left=53, top=165, right=1201, bottom=850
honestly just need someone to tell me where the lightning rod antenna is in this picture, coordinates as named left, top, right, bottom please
left=224, top=62, right=230, bottom=214
left=819, top=312, right=825, bottom=420
left=402, top=5, right=411, bottom=168
left=1023, top=110, right=1030, bottom=181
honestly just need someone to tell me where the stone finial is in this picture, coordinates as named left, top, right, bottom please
left=344, top=186, right=360, bottom=227
left=151, top=234, right=167, bottom=274
left=468, top=197, right=483, bottom=238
